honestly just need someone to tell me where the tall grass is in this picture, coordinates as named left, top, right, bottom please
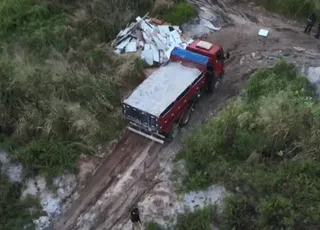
left=0, top=173, right=43, bottom=230
left=154, top=0, right=198, bottom=25
left=256, top=0, right=320, bottom=18
left=0, top=0, right=150, bottom=178
left=178, top=60, right=320, bottom=229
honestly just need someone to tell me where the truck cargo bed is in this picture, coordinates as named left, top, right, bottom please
left=123, top=62, right=202, bottom=117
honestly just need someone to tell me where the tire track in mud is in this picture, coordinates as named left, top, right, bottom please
left=53, top=133, right=151, bottom=230
left=92, top=142, right=164, bottom=230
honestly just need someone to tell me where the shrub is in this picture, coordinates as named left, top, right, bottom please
left=155, top=2, right=198, bottom=25
left=0, top=174, right=43, bottom=230
left=175, top=206, right=213, bottom=230
left=145, top=222, right=163, bottom=230
left=179, top=61, right=320, bottom=229
left=256, top=0, right=320, bottom=18
left=14, top=140, right=77, bottom=179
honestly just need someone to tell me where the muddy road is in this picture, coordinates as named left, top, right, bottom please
left=53, top=1, right=320, bottom=230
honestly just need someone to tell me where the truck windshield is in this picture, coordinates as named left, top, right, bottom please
left=216, top=50, right=223, bottom=61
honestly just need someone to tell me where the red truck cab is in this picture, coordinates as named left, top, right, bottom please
left=186, top=40, right=226, bottom=78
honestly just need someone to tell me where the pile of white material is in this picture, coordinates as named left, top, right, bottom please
left=112, top=14, right=194, bottom=65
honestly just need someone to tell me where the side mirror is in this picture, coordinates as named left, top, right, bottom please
left=225, top=52, right=230, bottom=59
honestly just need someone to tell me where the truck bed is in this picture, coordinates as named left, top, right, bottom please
left=123, top=62, right=202, bottom=117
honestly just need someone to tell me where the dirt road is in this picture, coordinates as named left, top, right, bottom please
left=53, top=1, right=320, bottom=229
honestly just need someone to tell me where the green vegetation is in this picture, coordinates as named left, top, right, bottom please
left=0, top=0, right=149, bottom=179
left=0, top=173, right=43, bottom=230
left=145, top=206, right=214, bottom=230
left=155, top=0, right=198, bottom=25
left=257, top=0, right=320, bottom=18
left=175, top=206, right=214, bottom=230
left=145, top=221, right=163, bottom=230
left=179, top=61, right=320, bottom=229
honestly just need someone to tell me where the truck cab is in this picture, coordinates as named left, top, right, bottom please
left=186, top=40, right=226, bottom=78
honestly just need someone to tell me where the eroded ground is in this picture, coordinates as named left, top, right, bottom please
left=53, top=1, right=320, bottom=229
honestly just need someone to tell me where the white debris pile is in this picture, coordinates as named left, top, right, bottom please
left=112, top=14, right=194, bottom=65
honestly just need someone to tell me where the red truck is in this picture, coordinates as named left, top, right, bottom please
left=123, top=39, right=229, bottom=144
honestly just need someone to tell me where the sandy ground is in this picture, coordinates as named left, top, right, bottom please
left=52, top=0, right=320, bottom=229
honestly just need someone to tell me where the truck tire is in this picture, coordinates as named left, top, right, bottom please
left=179, top=106, right=192, bottom=127
left=208, top=76, right=222, bottom=93
left=166, top=123, right=179, bottom=142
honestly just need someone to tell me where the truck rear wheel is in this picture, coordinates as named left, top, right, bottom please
left=166, top=123, right=179, bottom=142
left=179, top=106, right=192, bottom=127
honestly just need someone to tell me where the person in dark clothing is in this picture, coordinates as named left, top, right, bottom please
left=130, top=207, right=141, bottom=230
left=304, top=12, right=317, bottom=34
left=315, top=23, right=320, bottom=39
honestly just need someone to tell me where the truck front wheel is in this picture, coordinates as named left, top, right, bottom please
left=208, top=77, right=221, bottom=93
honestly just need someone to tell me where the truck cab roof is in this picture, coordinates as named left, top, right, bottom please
left=187, top=40, right=222, bottom=58
left=123, top=48, right=208, bottom=117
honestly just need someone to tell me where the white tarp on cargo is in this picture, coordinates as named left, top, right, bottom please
left=123, top=62, right=201, bottom=116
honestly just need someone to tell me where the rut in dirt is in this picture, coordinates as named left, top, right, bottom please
left=53, top=133, right=158, bottom=230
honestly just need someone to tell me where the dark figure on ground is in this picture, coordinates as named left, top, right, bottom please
left=315, top=23, right=320, bottom=39
left=130, top=207, right=141, bottom=230
left=305, top=12, right=316, bottom=34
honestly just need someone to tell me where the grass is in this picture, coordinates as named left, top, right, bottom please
left=178, top=60, right=320, bottom=229
left=0, top=0, right=149, bottom=179
left=158, top=2, right=197, bottom=25
left=145, top=222, right=163, bottom=230
left=144, top=206, right=215, bottom=230
left=175, top=206, right=214, bottom=230
left=0, top=173, right=43, bottom=230
left=256, top=0, right=320, bottom=18
left=153, top=0, right=198, bottom=25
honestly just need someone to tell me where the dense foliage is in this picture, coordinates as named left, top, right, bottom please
left=179, top=61, right=320, bottom=229
left=0, top=173, right=43, bottom=230
left=145, top=206, right=214, bottom=230
left=155, top=1, right=198, bottom=25
left=257, top=0, right=320, bottom=18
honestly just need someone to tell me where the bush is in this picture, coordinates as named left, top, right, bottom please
left=155, top=2, right=198, bottom=25
left=0, top=174, right=43, bottom=230
left=145, top=222, right=163, bottom=230
left=175, top=206, right=214, bottom=230
left=179, top=60, right=320, bottom=229
left=256, top=0, right=320, bottom=18
left=14, top=140, right=77, bottom=179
